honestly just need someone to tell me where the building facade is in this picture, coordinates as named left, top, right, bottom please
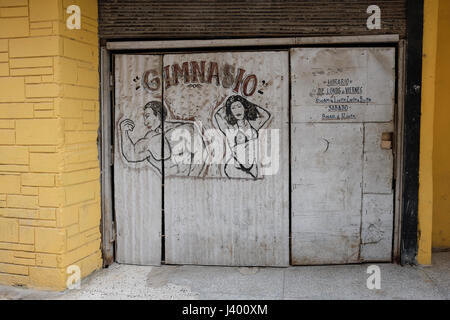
left=0, top=0, right=447, bottom=290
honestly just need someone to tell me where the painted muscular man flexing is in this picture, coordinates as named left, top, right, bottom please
left=119, top=101, right=206, bottom=177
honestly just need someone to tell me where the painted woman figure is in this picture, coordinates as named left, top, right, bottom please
left=214, top=95, right=271, bottom=180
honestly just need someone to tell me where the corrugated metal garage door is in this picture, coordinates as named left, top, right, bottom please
left=163, top=51, right=290, bottom=266
left=114, top=55, right=163, bottom=265
left=114, top=51, right=289, bottom=266
left=113, top=47, right=395, bottom=266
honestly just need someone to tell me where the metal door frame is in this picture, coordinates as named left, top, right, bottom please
left=99, top=35, right=405, bottom=266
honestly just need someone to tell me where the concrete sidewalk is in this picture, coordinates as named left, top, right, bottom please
left=0, top=251, right=448, bottom=300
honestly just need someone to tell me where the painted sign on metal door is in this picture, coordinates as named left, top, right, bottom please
left=114, top=51, right=289, bottom=266
left=114, top=55, right=163, bottom=265
left=163, top=52, right=290, bottom=266
left=290, top=47, right=395, bottom=264
left=114, top=47, right=394, bottom=266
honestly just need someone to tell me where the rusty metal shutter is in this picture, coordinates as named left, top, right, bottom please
left=99, top=0, right=406, bottom=41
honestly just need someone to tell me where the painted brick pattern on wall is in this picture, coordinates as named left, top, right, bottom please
left=0, top=0, right=101, bottom=290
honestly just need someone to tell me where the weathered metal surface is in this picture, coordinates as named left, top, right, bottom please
left=99, top=0, right=407, bottom=40
left=360, top=123, right=394, bottom=261
left=163, top=51, right=290, bottom=266
left=363, top=122, right=394, bottom=194
left=393, top=40, right=407, bottom=262
left=112, top=47, right=395, bottom=266
left=360, top=194, right=394, bottom=261
left=106, top=35, right=400, bottom=51
left=100, top=47, right=114, bottom=266
left=291, top=48, right=395, bottom=123
left=114, top=54, right=162, bottom=265
left=291, top=123, right=363, bottom=264
left=290, top=47, right=395, bottom=264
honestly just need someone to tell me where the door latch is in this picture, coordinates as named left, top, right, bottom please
left=381, top=132, right=393, bottom=150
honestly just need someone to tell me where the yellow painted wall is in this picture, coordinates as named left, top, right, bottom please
left=418, top=0, right=439, bottom=265
left=432, top=0, right=450, bottom=249
left=0, top=0, right=101, bottom=290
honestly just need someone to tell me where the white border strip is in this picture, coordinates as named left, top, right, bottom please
left=107, top=35, right=400, bottom=50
